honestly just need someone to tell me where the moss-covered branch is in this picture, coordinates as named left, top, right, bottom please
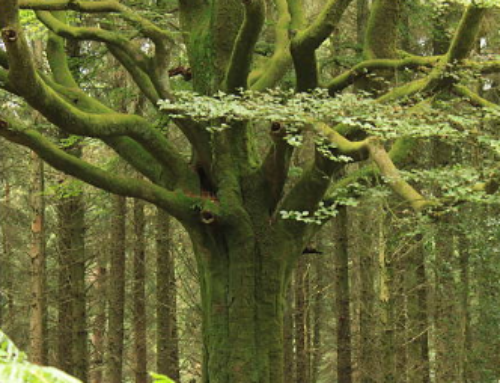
left=465, top=60, right=500, bottom=74
left=36, top=11, right=151, bottom=72
left=291, top=0, right=353, bottom=91
left=224, top=0, right=265, bottom=93
left=1, top=13, right=192, bottom=188
left=260, top=123, right=294, bottom=210
left=367, top=140, right=434, bottom=211
left=0, top=116, right=196, bottom=221
left=327, top=56, right=440, bottom=95
left=364, top=0, right=402, bottom=59
left=446, top=6, right=487, bottom=63
left=20, top=0, right=174, bottom=43
left=453, top=84, right=499, bottom=109
left=249, top=0, right=303, bottom=91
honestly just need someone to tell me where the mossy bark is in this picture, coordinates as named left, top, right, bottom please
left=189, top=221, right=297, bottom=383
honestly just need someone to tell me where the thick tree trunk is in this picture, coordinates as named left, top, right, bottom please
left=29, top=151, right=46, bottom=365
left=133, top=199, right=148, bottom=383
left=107, top=195, right=126, bottom=383
left=190, top=225, right=295, bottom=383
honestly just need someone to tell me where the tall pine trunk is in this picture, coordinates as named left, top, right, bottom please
left=107, top=195, right=126, bottom=383
left=334, top=207, right=352, bottom=383
left=133, top=199, right=148, bottom=383
left=156, top=209, right=180, bottom=381
left=29, top=152, right=46, bottom=365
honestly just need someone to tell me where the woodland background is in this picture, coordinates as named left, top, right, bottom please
left=1, top=0, right=500, bottom=382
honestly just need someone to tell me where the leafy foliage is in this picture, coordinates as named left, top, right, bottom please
left=0, top=330, right=82, bottom=383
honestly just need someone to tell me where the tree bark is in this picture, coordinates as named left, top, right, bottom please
left=190, top=224, right=298, bottom=383
left=334, top=207, right=352, bottom=383
left=295, top=256, right=310, bottom=383
left=156, top=208, right=180, bottom=381
left=29, top=151, right=47, bottom=365
left=56, top=143, right=87, bottom=380
left=107, top=195, right=127, bottom=383
left=133, top=198, right=148, bottom=383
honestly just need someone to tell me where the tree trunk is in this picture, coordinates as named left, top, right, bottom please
left=0, top=181, right=14, bottom=332
left=56, top=147, right=88, bottom=380
left=187, top=223, right=299, bottom=383
left=29, top=151, right=46, bottom=365
left=283, top=284, right=295, bottom=383
left=414, top=236, right=431, bottom=383
left=295, top=256, right=310, bottom=383
left=156, top=208, right=180, bottom=381
left=133, top=198, right=148, bottom=383
left=311, top=253, right=325, bottom=383
left=107, top=195, right=126, bottom=383
left=334, top=207, right=352, bottom=383
left=91, top=247, right=107, bottom=383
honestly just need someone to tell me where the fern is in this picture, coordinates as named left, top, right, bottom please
left=0, top=330, right=82, bottom=383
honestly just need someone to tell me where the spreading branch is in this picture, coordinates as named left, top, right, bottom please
left=224, top=0, right=265, bottom=93
left=0, top=116, right=196, bottom=221
left=290, top=0, right=353, bottom=91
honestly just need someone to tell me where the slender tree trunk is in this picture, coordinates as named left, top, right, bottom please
left=56, top=143, right=87, bottom=380
left=414, top=235, right=431, bottom=383
left=295, top=256, right=310, bottom=383
left=133, top=198, right=148, bottom=383
left=334, top=207, right=352, bottom=383
left=283, top=284, right=295, bottom=383
left=358, top=210, right=378, bottom=383
left=311, top=253, right=325, bottom=383
left=458, top=232, right=471, bottom=383
left=0, top=181, right=13, bottom=331
left=91, top=248, right=107, bottom=383
left=156, top=208, right=180, bottom=381
left=107, top=195, right=127, bottom=383
left=357, top=0, right=369, bottom=47
left=29, top=151, right=47, bottom=365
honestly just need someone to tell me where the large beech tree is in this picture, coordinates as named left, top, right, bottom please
left=1, top=0, right=500, bottom=382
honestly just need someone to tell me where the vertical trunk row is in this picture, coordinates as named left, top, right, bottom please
left=156, top=208, right=180, bottom=381
left=107, top=195, right=127, bottom=383
left=133, top=199, right=148, bottom=383
left=28, top=152, right=46, bottom=365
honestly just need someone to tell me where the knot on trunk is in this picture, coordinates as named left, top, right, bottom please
left=200, top=209, right=216, bottom=225
left=1, top=28, right=17, bottom=43
left=270, top=122, right=285, bottom=138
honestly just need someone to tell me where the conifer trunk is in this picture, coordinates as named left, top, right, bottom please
left=107, top=195, right=126, bottom=383
left=133, top=199, right=148, bottom=383
left=29, top=151, right=46, bottom=365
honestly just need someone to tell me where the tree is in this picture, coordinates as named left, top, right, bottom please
left=1, top=0, right=499, bottom=382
